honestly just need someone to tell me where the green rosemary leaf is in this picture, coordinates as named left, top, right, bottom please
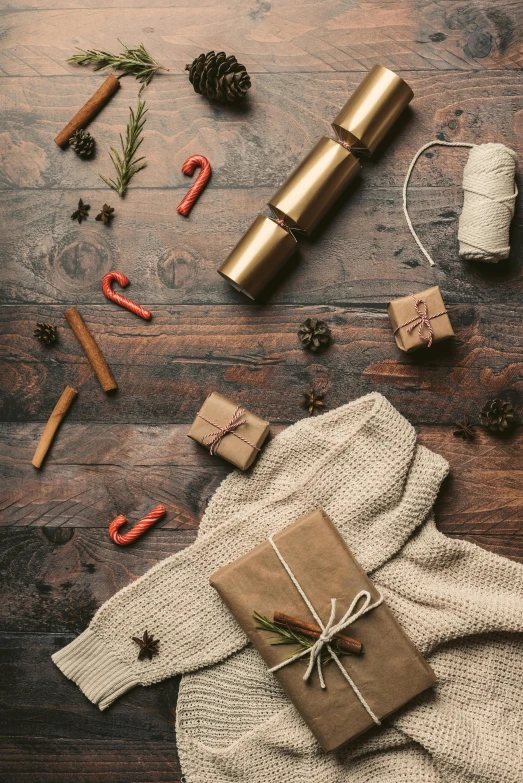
left=99, top=100, right=147, bottom=197
left=253, top=612, right=348, bottom=665
left=68, top=40, right=167, bottom=90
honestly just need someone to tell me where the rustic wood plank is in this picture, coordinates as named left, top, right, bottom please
left=1, top=304, right=522, bottom=424
left=418, top=427, right=523, bottom=555
left=1, top=190, right=521, bottom=307
left=0, top=459, right=217, bottom=528
left=0, top=632, right=180, bottom=741
left=0, top=529, right=196, bottom=630
left=1, top=1, right=521, bottom=78
left=0, top=738, right=182, bottom=783
left=2, top=70, right=523, bottom=192
left=0, top=422, right=523, bottom=540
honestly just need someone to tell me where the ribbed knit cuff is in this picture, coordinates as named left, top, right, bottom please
left=52, top=628, right=140, bottom=711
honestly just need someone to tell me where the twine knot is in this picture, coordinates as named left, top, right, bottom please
left=267, top=535, right=383, bottom=724
left=394, top=295, right=447, bottom=348
left=198, top=406, right=260, bottom=456
left=302, top=592, right=377, bottom=689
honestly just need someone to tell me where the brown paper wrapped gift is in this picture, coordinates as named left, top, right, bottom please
left=188, top=392, right=270, bottom=470
left=210, top=509, right=436, bottom=752
left=387, top=285, right=454, bottom=353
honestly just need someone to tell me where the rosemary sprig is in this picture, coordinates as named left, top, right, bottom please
left=68, top=40, right=167, bottom=90
left=253, top=611, right=346, bottom=666
left=99, top=100, right=147, bottom=197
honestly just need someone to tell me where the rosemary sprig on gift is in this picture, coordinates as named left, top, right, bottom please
left=253, top=612, right=348, bottom=666
left=68, top=40, right=167, bottom=90
left=99, top=100, right=147, bottom=197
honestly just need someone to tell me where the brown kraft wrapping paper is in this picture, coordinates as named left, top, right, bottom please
left=387, top=285, right=454, bottom=353
left=188, top=392, right=270, bottom=470
left=210, top=509, right=436, bottom=752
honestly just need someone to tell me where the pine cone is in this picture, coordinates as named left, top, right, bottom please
left=34, top=323, right=57, bottom=346
left=298, top=318, right=332, bottom=351
left=185, top=51, right=251, bottom=103
left=480, top=398, right=517, bottom=433
left=69, top=129, right=95, bottom=158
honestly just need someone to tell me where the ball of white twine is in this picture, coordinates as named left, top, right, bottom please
left=403, top=140, right=517, bottom=265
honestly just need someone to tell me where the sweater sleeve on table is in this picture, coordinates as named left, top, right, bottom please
left=52, top=516, right=255, bottom=710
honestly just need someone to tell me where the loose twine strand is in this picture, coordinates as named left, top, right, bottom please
left=403, top=141, right=517, bottom=266
left=267, top=535, right=383, bottom=724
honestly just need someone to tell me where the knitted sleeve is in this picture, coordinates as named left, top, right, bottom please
left=52, top=515, right=265, bottom=710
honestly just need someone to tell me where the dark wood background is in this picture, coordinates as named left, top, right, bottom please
left=1, top=1, right=522, bottom=780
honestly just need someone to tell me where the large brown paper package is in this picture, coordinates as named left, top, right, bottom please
left=210, top=509, right=436, bottom=752
left=188, top=392, right=270, bottom=470
left=387, top=285, right=454, bottom=352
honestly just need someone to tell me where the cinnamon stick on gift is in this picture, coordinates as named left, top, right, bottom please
left=273, top=611, right=363, bottom=655
left=55, top=74, right=120, bottom=148
left=64, top=307, right=118, bottom=392
left=32, top=385, right=78, bottom=469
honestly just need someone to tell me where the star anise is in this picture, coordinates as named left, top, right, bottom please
left=132, top=630, right=160, bottom=661
left=71, top=198, right=90, bottom=223
left=453, top=415, right=476, bottom=440
left=96, top=203, right=115, bottom=225
left=302, top=386, right=326, bottom=416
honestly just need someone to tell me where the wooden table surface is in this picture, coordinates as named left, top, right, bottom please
left=1, top=1, right=522, bottom=780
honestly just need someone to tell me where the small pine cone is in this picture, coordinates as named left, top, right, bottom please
left=480, top=398, right=517, bottom=433
left=185, top=51, right=251, bottom=103
left=69, top=129, right=95, bottom=158
left=298, top=318, right=332, bottom=351
left=34, top=322, right=57, bottom=346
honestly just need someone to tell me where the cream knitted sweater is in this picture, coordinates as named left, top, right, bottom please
left=53, top=393, right=523, bottom=782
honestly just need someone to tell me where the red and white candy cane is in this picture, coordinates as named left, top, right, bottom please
left=108, top=504, right=166, bottom=546
left=102, top=271, right=152, bottom=320
left=176, top=154, right=212, bottom=217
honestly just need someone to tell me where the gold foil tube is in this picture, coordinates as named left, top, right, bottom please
left=268, top=137, right=361, bottom=235
left=218, top=216, right=298, bottom=300
left=332, top=65, right=413, bottom=156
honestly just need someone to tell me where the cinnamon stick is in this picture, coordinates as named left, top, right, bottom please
left=273, top=611, right=363, bottom=655
left=55, top=74, right=120, bottom=148
left=32, top=385, right=78, bottom=469
left=64, top=307, right=118, bottom=392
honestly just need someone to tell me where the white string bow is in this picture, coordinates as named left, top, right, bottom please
left=267, top=535, right=383, bottom=725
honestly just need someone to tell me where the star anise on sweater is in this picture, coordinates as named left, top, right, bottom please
left=302, top=386, right=326, bottom=416
left=71, top=198, right=90, bottom=223
left=132, top=630, right=160, bottom=661
left=453, top=415, right=476, bottom=440
left=96, top=203, right=115, bottom=225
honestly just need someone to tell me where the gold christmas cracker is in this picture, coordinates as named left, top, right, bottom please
left=219, top=65, right=413, bottom=299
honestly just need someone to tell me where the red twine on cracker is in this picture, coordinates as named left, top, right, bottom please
left=102, top=271, right=152, bottom=321
left=176, top=154, right=212, bottom=217
left=109, top=504, right=166, bottom=546
left=335, top=138, right=353, bottom=152
left=394, top=295, right=447, bottom=348
left=198, top=405, right=260, bottom=456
